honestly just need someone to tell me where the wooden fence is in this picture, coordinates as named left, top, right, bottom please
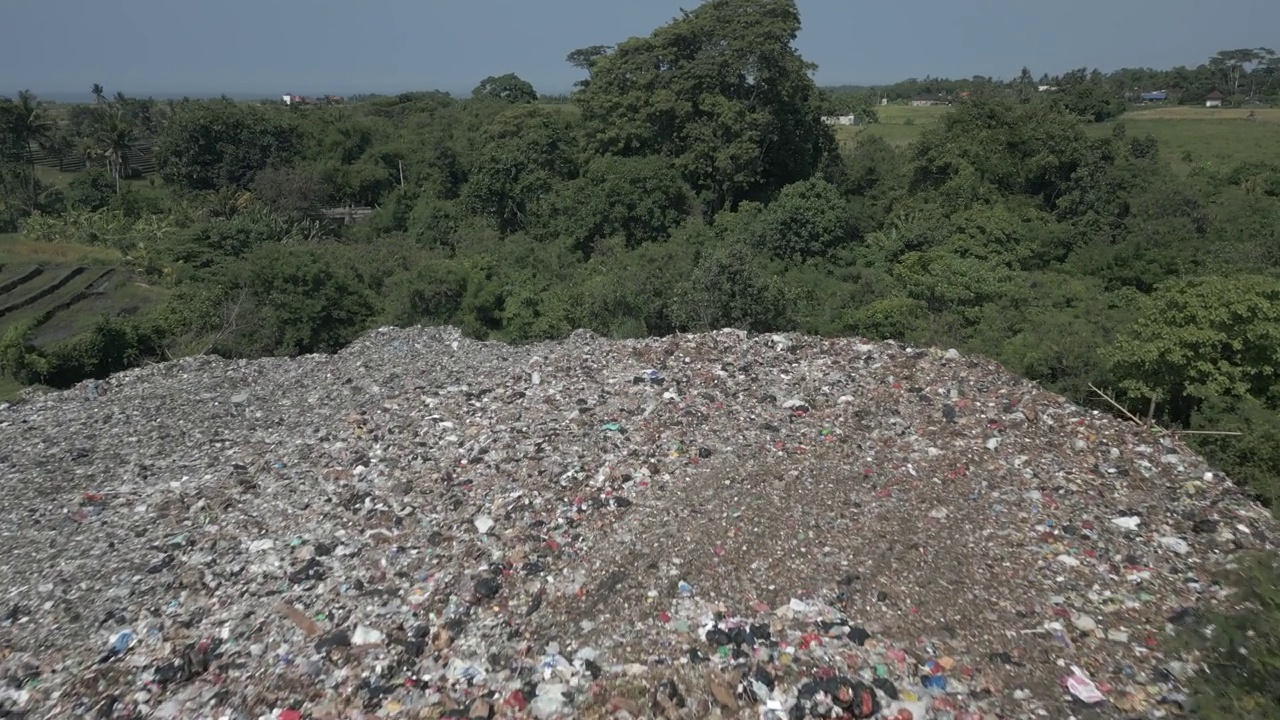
left=26, top=141, right=375, bottom=224
left=27, top=140, right=157, bottom=176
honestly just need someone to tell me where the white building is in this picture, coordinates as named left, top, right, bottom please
left=822, top=115, right=862, bottom=126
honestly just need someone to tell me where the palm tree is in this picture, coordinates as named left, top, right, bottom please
left=91, top=83, right=105, bottom=105
left=76, top=135, right=104, bottom=170
left=10, top=90, right=57, bottom=208
left=90, top=106, right=137, bottom=193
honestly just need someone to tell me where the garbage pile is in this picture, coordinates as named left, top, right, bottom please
left=0, top=326, right=1274, bottom=719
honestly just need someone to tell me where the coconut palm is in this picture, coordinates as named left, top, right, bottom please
left=76, top=135, right=104, bottom=170
left=89, top=106, right=137, bottom=193
left=91, top=83, right=105, bottom=105
left=9, top=90, right=58, bottom=207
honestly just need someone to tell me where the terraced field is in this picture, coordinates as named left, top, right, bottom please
left=0, top=262, right=166, bottom=348
left=0, top=233, right=169, bottom=398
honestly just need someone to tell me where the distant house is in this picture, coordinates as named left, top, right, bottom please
left=282, top=94, right=344, bottom=107
left=822, top=115, right=862, bottom=126
left=1139, top=91, right=1168, bottom=102
left=909, top=95, right=949, bottom=107
left=1204, top=89, right=1226, bottom=108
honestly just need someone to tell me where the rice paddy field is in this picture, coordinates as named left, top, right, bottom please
left=0, top=233, right=168, bottom=399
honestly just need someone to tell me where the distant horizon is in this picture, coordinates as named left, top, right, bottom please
left=17, top=88, right=476, bottom=103
left=7, top=57, right=1235, bottom=105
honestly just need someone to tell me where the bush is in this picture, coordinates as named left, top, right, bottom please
left=1181, top=552, right=1280, bottom=719
left=0, top=315, right=162, bottom=389
left=672, top=240, right=794, bottom=332
left=65, top=168, right=116, bottom=211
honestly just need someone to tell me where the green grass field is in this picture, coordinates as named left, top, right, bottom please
left=836, top=104, right=1280, bottom=174
left=1096, top=106, right=1280, bottom=173
left=833, top=104, right=951, bottom=148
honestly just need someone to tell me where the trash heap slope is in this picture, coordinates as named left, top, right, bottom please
left=0, top=326, right=1274, bottom=719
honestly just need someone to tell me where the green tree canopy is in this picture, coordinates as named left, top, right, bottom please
left=573, top=0, right=835, bottom=214
left=747, top=177, right=849, bottom=260
left=1107, top=275, right=1280, bottom=420
left=459, top=106, right=578, bottom=233
left=910, top=94, right=1092, bottom=212
left=155, top=100, right=301, bottom=191
left=546, top=154, right=693, bottom=253
left=472, top=73, right=538, bottom=104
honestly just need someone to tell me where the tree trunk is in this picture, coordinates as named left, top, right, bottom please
left=25, top=144, right=37, bottom=211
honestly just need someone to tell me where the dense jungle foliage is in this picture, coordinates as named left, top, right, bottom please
left=2, top=2, right=1280, bottom=713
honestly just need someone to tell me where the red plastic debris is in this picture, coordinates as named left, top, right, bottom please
left=505, top=691, right=528, bottom=711
left=931, top=696, right=957, bottom=711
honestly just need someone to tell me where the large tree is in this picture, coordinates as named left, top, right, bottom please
left=1209, top=48, right=1275, bottom=97
left=572, top=0, right=835, bottom=215
left=155, top=100, right=300, bottom=191
left=565, top=45, right=611, bottom=90
left=459, top=105, right=578, bottom=233
left=471, top=74, right=537, bottom=104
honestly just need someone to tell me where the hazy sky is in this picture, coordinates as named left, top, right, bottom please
left=2, top=0, right=1276, bottom=99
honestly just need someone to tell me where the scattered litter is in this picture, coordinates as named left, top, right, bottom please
left=0, top=326, right=1272, bottom=718
left=1111, top=515, right=1142, bottom=530
left=1159, top=536, right=1191, bottom=555
left=1065, top=665, right=1106, bottom=704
